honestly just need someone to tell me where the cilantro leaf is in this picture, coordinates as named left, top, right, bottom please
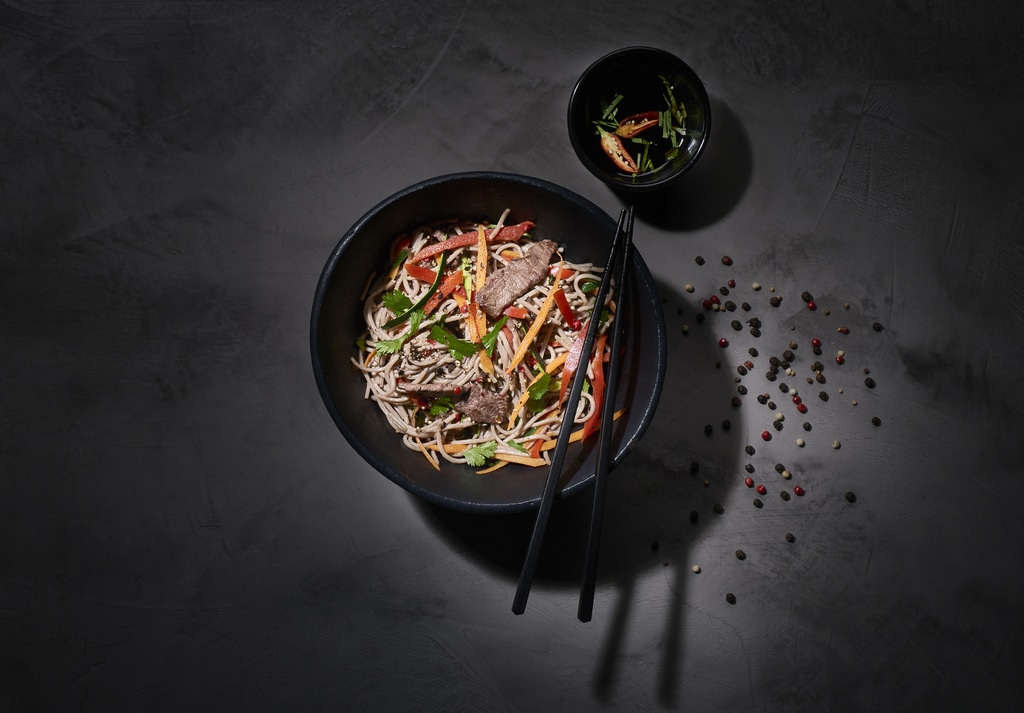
left=507, top=440, right=530, bottom=454
left=463, top=440, right=498, bottom=467
left=527, top=372, right=552, bottom=401
left=382, top=290, right=413, bottom=316
left=374, top=309, right=425, bottom=355
left=429, top=397, right=454, bottom=416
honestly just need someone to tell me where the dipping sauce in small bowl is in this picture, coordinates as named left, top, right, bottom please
left=568, top=46, right=711, bottom=192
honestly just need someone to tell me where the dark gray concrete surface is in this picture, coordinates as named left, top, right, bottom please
left=3, top=1, right=1023, bottom=711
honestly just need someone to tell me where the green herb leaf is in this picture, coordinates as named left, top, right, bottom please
left=374, top=309, right=426, bottom=355
left=481, top=315, right=507, bottom=356
left=580, top=279, right=601, bottom=294
left=528, top=372, right=552, bottom=401
left=463, top=440, right=498, bottom=467
left=382, top=290, right=413, bottom=316
left=429, top=323, right=478, bottom=359
left=507, top=440, right=530, bottom=454
left=429, top=397, right=454, bottom=416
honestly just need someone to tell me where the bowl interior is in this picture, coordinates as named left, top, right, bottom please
left=311, top=172, right=666, bottom=513
left=568, top=47, right=711, bottom=192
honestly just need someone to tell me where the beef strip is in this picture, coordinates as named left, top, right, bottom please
left=475, top=239, right=558, bottom=318
left=397, top=382, right=461, bottom=398
left=453, top=383, right=510, bottom=424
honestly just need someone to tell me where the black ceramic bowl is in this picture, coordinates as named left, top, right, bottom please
left=311, top=172, right=667, bottom=513
left=568, top=47, right=711, bottom=192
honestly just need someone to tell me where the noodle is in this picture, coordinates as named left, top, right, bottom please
left=352, top=212, right=613, bottom=469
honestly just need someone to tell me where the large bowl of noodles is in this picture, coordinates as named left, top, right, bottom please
left=311, top=172, right=666, bottom=513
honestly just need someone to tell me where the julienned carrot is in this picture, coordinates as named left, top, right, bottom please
left=424, top=270, right=463, bottom=314
left=467, top=302, right=495, bottom=376
left=492, top=452, right=547, bottom=467
left=475, top=225, right=487, bottom=294
left=507, top=352, right=569, bottom=429
left=408, top=221, right=534, bottom=263
left=505, top=259, right=563, bottom=375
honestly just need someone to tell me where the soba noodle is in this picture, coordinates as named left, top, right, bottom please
left=352, top=210, right=614, bottom=471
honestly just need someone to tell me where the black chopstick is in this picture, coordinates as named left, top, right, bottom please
left=512, top=208, right=630, bottom=616
left=578, top=205, right=633, bottom=622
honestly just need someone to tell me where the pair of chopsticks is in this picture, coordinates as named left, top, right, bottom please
left=512, top=206, right=634, bottom=621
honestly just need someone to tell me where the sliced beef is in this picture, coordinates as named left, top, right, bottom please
left=475, top=239, right=558, bottom=318
left=397, top=382, right=461, bottom=398
left=453, top=383, right=510, bottom=424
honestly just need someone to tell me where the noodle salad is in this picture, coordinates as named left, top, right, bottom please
left=353, top=209, right=620, bottom=474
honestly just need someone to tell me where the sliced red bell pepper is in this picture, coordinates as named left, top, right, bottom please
left=616, top=111, right=660, bottom=139
left=404, top=262, right=437, bottom=283
left=423, top=270, right=463, bottom=314
left=408, top=221, right=535, bottom=263
left=549, top=266, right=575, bottom=281
left=553, top=287, right=582, bottom=331
left=502, top=305, right=530, bottom=320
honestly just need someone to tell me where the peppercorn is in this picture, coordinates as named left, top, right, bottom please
left=725, top=301, right=737, bottom=312
left=722, top=419, right=731, bottom=432
left=872, top=321, right=883, bottom=332
left=745, top=463, right=755, bottom=473
left=744, top=477, right=754, bottom=487
left=737, top=385, right=748, bottom=395
left=690, top=510, right=699, bottom=523
left=731, top=320, right=742, bottom=331
left=690, top=461, right=700, bottom=474
left=761, top=431, right=772, bottom=441
left=748, top=347, right=759, bottom=357
left=865, top=377, right=876, bottom=389
left=720, top=286, right=730, bottom=296
left=770, top=296, right=781, bottom=307
left=750, top=328, right=761, bottom=338
left=742, top=302, right=752, bottom=311
left=721, top=255, right=733, bottom=265
left=816, top=372, right=827, bottom=384
left=718, top=338, right=729, bottom=348
left=735, top=550, right=746, bottom=560
left=780, top=490, right=791, bottom=501
left=766, top=370, right=777, bottom=381
left=845, top=491, right=857, bottom=503
left=753, top=498, right=763, bottom=508
left=803, top=422, right=812, bottom=431
left=767, top=401, right=776, bottom=409
left=819, top=391, right=829, bottom=401
left=783, top=349, right=795, bottom=361
left=713, top=503, right=724, bottom=514
left=871, top=416, right=882, bottom=426
left=785, top=532, right=796, bottom=543
left=745, top=445, right=755, bottom=455
left=731, top=395, right=743, bottom=407
left=695, top=256, right=705, bottom=265
left=726, top=592, right=737, bottom=604
left=793, top=485, right=805, bottom=496
left=755, top=484, right=767, bottom=495
left=757, top=394, right=768, bottom=404
left=780, top=382, right=789, bottom=393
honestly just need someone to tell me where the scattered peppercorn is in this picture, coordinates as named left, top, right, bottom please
left=871, top=416, right=882, bottom=426
left=785, top=532, right=796, bottom=543
left=737, top=385, right=748, bottom=395
left=690, top=461, right=700, bottom=474
left=872, top=321, right=883, bottom=332
left=742, top=302, right=752, bottom=311
left=695, top=256, right=705, bottom=265
left=753, top=498, right=763, bottom=508
left=770, top=296, right=782, bottom=307
left=731, top=395, right=743, bottom=407
left=726, top=592, right=737, bottom=604
left=838, top=326, right=850, bottom=334
left=651, top=541, right=660, bottom=552
left=780, top=490, right=791, bottom=501
left=832, top=440, right=841, bottom=449
left=691, top=565, right=701, bottom=573
left=793, top=485, right=805, bottom=496
left=719, top=338, right=729, bottom=348
left=807, top=301, right=817, bottom=311
left=756, top=484, right=767, bottom=495
left=744, top=477, right=754, bottom=488
left=690, top=510, right=699, bottom=523
left=819, top=391, right=829, bottom=401
left=745, top=445, right=755, bottom=456
left=845, top=491, right=857, bottom=503
left=745, top=463, right=755, bottom=473
left=735, top=550, right=747, bottom=560
left=713, top=503, right=724, bottom=514
left=803, top=422, right=812, bottom=431
left=721, top=255, right=733, bottom=265
left=865, top=377, right=876, bottom=389
left=722, top=419, right=732, bottom=432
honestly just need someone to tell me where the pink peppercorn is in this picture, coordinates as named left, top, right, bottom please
left=807, top=301, right=817, bottom=311
left=744, top=477, right=754, bottom=488
left=710, top=294, right=721, bottom=305
left=756, top=484, right=767, bottom=495
left=811, top=338, right=822, bottom=348
left=702, top=299, right=712, bottom=310
left=719, top=338, right=729, bottom=348
left=797, top=403, right=808, bottom=414
left=761, top=431, right=772, bottom=441
left=793, top=485, right=805, bottom=496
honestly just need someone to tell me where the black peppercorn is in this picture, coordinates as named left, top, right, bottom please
left=871, top=416, right=882, bottom=426
left=704, top=424, right=713, bottom=436
left=690, top=461, right=700, bottom=474
left=695, top=256, right=705, bottom=265
left=745, top=463, right=755, bottom=473
left=803, top=421, right=812, bottom=431
left=735, top=550, right=746, bottom=560
left=722, top=419, right=732, bottom=432
left=745, top=445, right=755, bottom=455
left=785, top=532, right=796, bottom=543
left=690, top=510, right=699, bottom=523
left=775, top=463, right=785, bottom=473
left=819, top=391, right=829, bottom=401
left=845, top=491, right=857, bottom=503
left=748, top=347, right=759, bottom=357
left=801, top=291, right=813, bottom=303
left=726, top=592, right=737, bottom=604
left=713, top=503, right=724, bottom=514
left=865, top=377, right=876, bottom=389
left=872, top=321, right=883, bottom=332
left=780, top=490, right=791, bottom=501
left=753, top=498, right=763, bottom=508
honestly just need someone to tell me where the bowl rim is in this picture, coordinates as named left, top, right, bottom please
left=567, top=45, right=712, bottom=192
left=310, top=170, right=667, bottom=513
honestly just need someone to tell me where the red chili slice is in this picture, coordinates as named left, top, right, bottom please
left=408, top=221, right=535, bottom=263
left=599, top=130, right=639, bottom=174
left=615, top=111, right=659, bottom=139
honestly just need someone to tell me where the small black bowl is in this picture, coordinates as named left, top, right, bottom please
left=310, top=172, right=667, bottom=514
left=568, top=47, right=711, bottom=193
